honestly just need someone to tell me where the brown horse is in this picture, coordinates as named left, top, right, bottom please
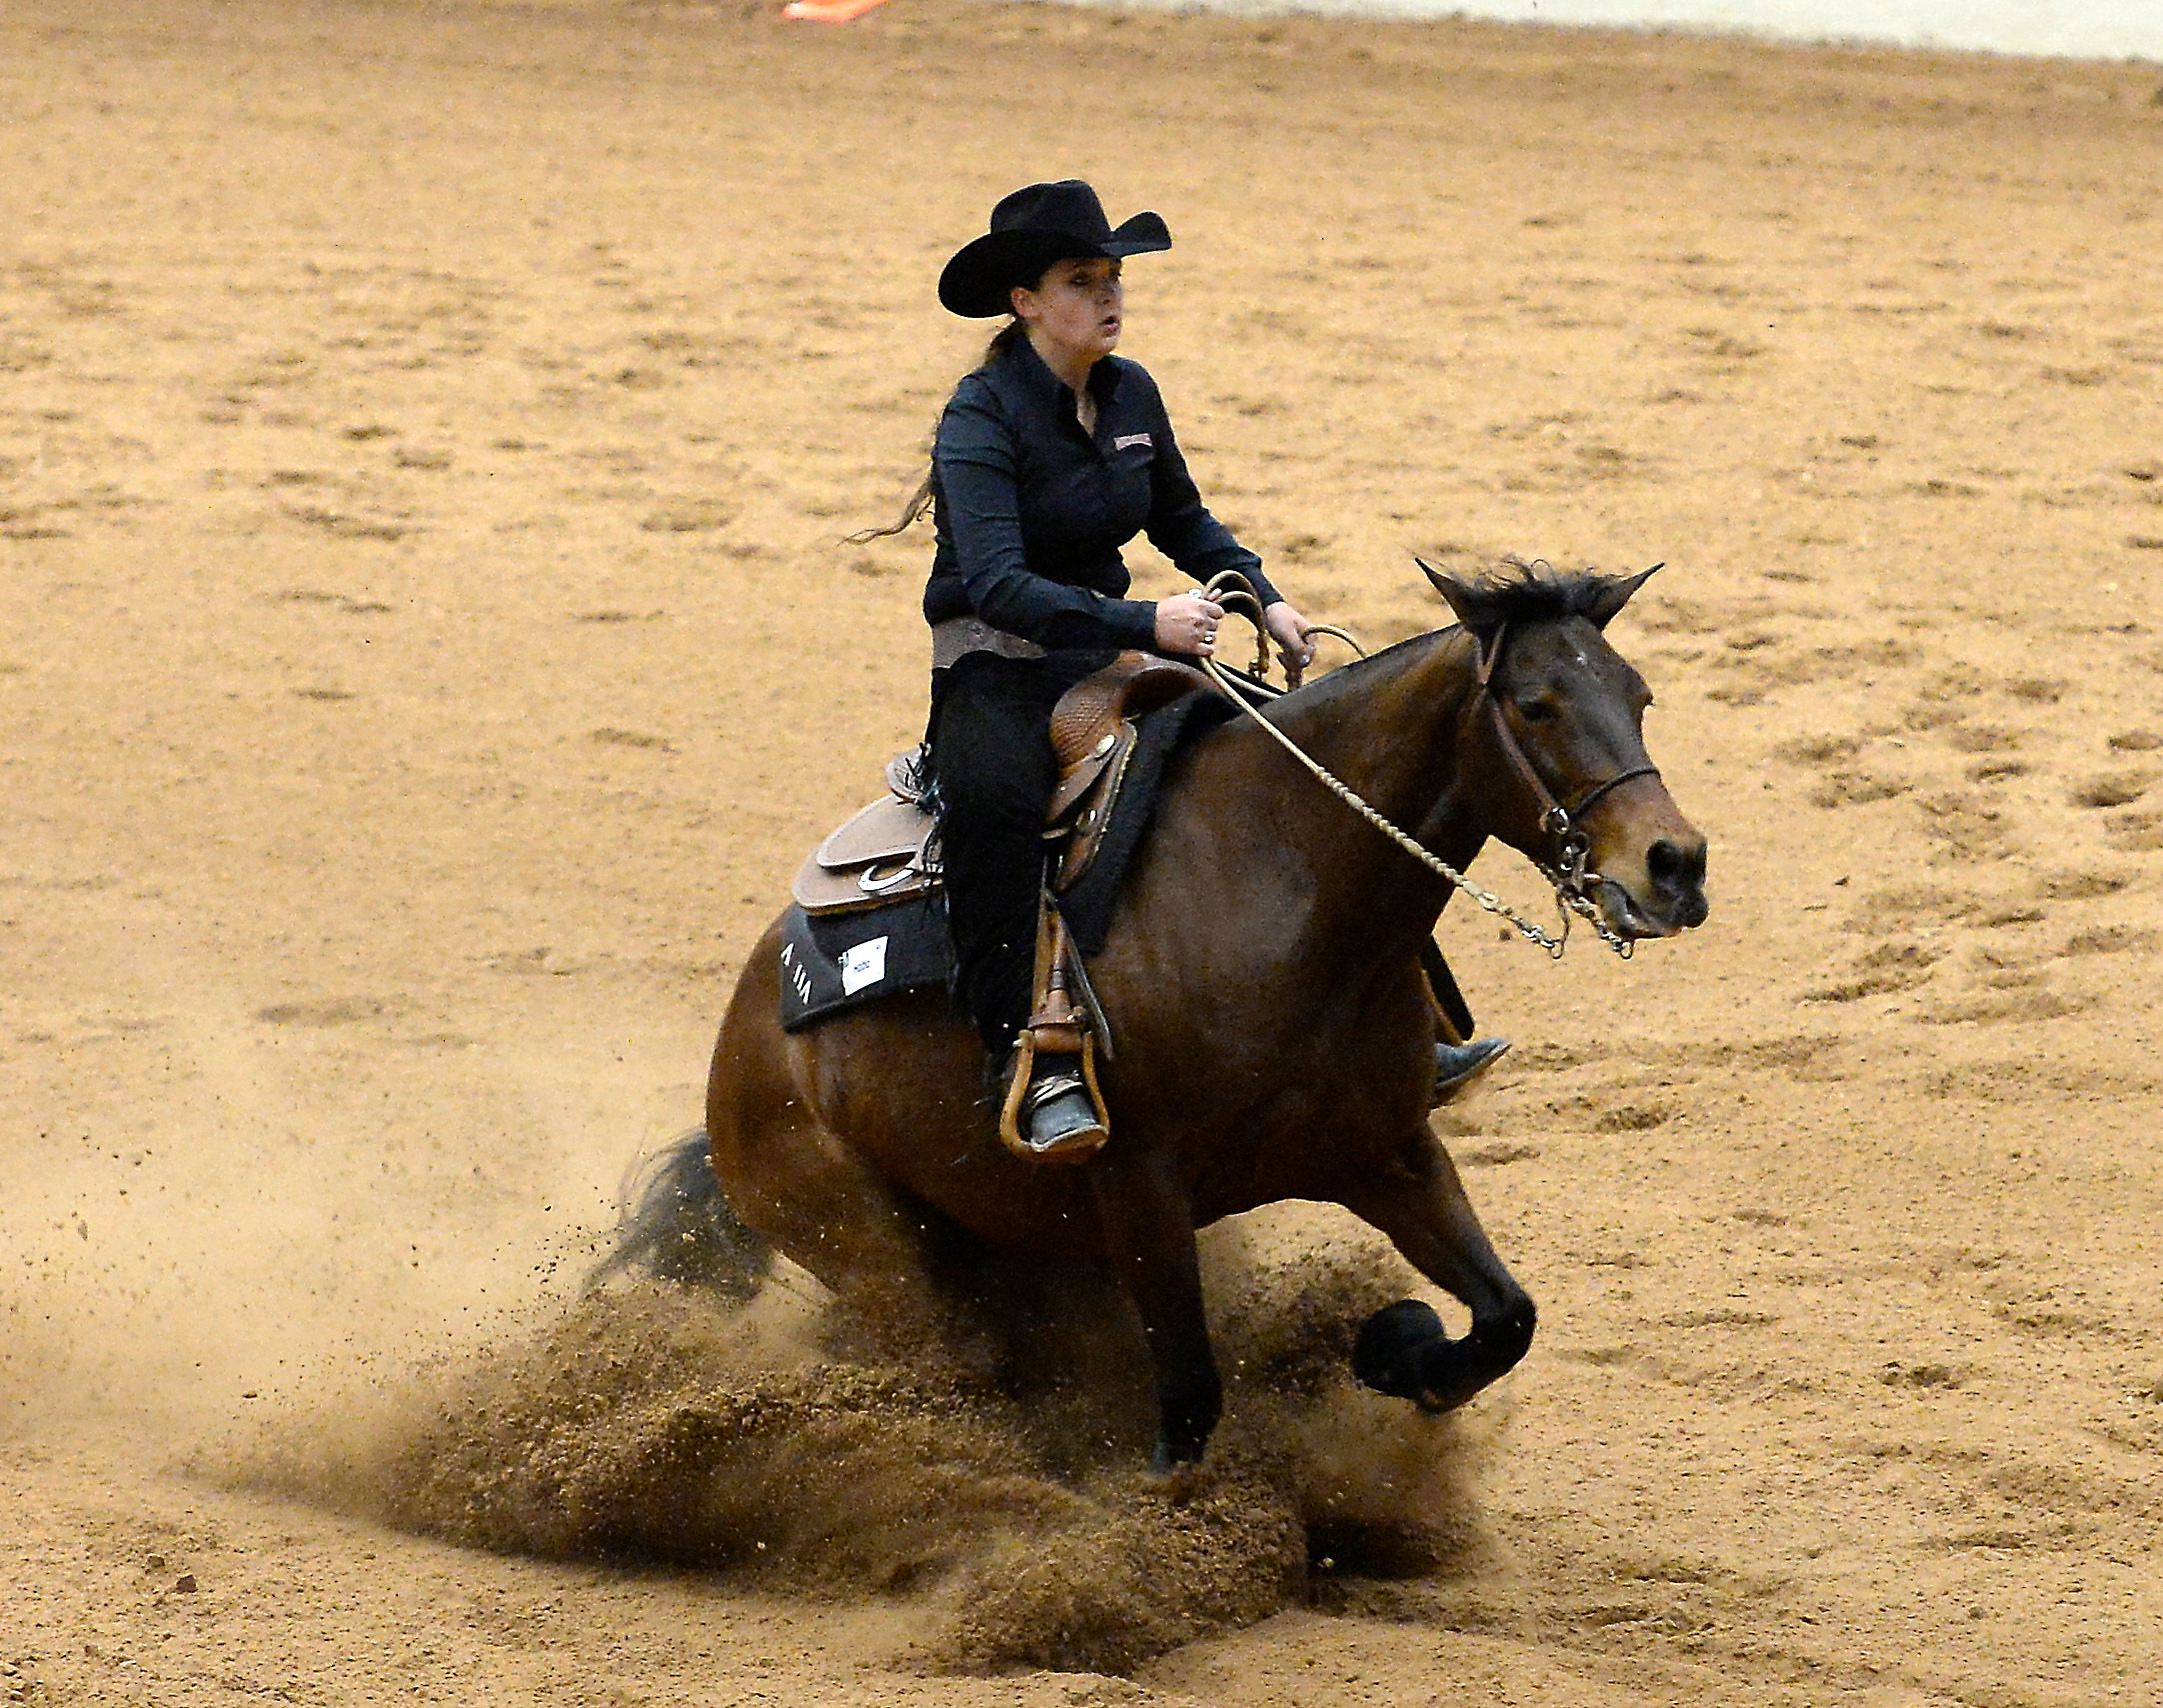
left=609, top=563, right=1708, bottom=1471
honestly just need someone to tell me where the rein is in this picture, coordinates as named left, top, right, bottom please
left=1198, top=574, right=1645, bottom=959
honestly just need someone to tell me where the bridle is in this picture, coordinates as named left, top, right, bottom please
left=1470, top=620, right=1662, bottom=945
left=1197, top=575, right=1653, bottom=958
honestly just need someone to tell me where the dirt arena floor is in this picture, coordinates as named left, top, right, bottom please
left=5, top=0, right=2162, bottom=1701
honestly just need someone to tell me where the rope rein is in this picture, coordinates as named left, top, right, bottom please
left=1195, top=572, right=1636, bottom=961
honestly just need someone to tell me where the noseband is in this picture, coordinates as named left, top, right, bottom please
left=1473, top=622, right=1660, bottom=947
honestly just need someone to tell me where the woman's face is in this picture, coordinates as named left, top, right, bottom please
left=1011, top=256, right=1124, bottom=369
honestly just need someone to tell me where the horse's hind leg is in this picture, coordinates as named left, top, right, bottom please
left=1339, top=1127, right=1537, bottom=1413
left=704, top=944, right=963, bottom=1358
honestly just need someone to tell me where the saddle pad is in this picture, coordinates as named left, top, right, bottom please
left=778, top=896, right=951, bottom=1033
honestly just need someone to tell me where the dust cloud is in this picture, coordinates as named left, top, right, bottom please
left=238, top=1229, right=1485, bottom=1673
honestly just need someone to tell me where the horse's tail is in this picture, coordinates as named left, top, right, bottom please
left=586, top=1128, right=773, bottom=1300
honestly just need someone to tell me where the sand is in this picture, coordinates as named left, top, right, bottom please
left=3, top=0, right=2161, bottom=1700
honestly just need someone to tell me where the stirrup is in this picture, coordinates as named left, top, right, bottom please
left=1014, top=1064, right=1110, bottom=1161
left=1432, top=1036, right=1510, bottom=1105
left=996, top=892, right=1113, bottom=1162
left=998, top=1048, right=1110, bottom=1163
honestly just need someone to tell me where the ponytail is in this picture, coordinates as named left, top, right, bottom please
left=849, top=320, right=1026, bottom=543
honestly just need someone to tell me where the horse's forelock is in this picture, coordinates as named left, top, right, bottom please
left=1433, top=556, right=1639, bottom=633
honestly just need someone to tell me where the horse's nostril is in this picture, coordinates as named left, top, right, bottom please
left=1647, top=838, right=1704, bottom=890
left=1645, top=837, right=1709, bottom=929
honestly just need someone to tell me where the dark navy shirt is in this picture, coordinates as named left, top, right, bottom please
left=923, top=335, right=1278, bottom=652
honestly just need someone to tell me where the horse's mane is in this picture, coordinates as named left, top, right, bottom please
left=1274, top=556, right=1645, bottom=715
left=1432, top=556, right=1630, bottom=633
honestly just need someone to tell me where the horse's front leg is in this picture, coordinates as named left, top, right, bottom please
left=1339, top=1127, right=1537, bottom=1413
left=1090, top=1145, right=1221, bottom=1471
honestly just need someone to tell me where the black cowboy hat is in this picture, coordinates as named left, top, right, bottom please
left=938, top=180, right=1172, bottom=319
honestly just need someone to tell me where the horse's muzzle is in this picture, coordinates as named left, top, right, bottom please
left=1594, top=836, right=1709, bottom=939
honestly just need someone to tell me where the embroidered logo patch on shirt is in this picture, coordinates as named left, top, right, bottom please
left=1112, top=433, right=1154, bottom=452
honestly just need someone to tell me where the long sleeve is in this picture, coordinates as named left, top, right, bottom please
left=935, top=380, right=1159, bottom=650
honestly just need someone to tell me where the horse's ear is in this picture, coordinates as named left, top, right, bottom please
left=1417, top=557, right=1482, bottom=630
left=1585, top=562, right=1664, bottom=629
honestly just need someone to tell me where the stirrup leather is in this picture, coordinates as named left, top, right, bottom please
left=997, top=900, right=1111, bottom=1163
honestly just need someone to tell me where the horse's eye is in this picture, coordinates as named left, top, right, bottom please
left=1517, top=696, right=1561, bottom=723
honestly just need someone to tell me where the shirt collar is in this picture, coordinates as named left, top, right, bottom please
left=1001, top=333, right=1125, bottom=411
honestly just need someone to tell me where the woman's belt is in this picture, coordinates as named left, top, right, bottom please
left=930, top=615, right=1047, bottom=669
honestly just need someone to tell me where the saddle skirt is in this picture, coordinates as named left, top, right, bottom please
left=778, top=655, right=1241, bottom=1033
left=790, top=652, right=1209, bottom=919
left=790, top=791, right=941, bottom=916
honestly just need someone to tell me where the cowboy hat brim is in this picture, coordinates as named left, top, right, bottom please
left=937, top=211, right=1172, bottom=318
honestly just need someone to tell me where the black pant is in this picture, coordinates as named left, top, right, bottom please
left=928, top=649, right=1115, bottom=1056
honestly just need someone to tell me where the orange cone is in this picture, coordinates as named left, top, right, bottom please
left=782, top=0, right=890, bottom=20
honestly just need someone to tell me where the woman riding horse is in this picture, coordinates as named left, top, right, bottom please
left=913, top=181, right=1503, bottom=1154
left=611, top=560, right=1708, bottom=1473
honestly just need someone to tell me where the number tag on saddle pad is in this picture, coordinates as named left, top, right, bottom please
left=777, top=897, right=953, bottom=1033
left=839, top=936, right=887, bottom=995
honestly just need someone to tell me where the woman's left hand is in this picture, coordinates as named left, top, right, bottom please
left=1264, top=602, right=1318, bottom=689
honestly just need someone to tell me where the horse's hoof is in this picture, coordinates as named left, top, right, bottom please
left=1352, top=1298, right=1448, bottom=1398
left=1146, top=1440, right=1203, bottom=1502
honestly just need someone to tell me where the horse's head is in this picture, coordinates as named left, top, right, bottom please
left=1425, top=559, right=1708, bottom=942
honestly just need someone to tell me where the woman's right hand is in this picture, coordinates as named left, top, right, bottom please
left=1154, top=591, right=1226, bottom=658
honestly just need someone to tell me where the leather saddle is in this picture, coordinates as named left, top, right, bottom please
left=792, top=652, right=1209, bottom=918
